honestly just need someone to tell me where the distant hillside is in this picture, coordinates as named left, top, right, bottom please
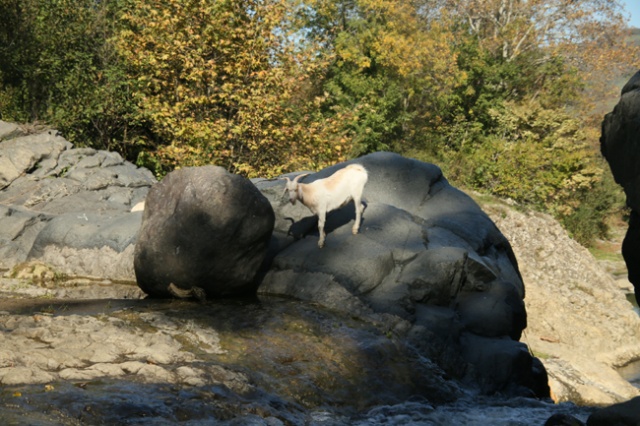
left=629, top=27, right=640, bottom=45
left=590, top=28, right=640, bottom=117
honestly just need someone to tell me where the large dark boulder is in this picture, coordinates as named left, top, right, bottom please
left=134, top=166, right=275, bottom=298
left=601, top=70, right=640, bottom=304
left=255, top=152, right=546, bottom=398
left=587, top=396, right=640, bottom=426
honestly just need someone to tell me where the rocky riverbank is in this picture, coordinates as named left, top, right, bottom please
left=480, top=197, right=640, bottom=406
left=2, top=119, right=640, bottom=425
left=2, top=201, right=637, bottom=425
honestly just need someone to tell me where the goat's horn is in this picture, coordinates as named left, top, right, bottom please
left=293, top=173, right=310, bottom=183
left=281, top=177, right=290, bottom=197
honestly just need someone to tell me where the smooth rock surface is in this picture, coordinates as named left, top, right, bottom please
left=134, top=165, right=275, bottom=297
left=256, top=152, right=544, bottom=398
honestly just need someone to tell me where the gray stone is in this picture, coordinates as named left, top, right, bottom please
left=0, top=121, right=23, bottom=140
left=0, top=124, right=546, bottom=400
left=29, top=212, right=141, bottom=255
left=0, top=125, right=156, bottom=279
left=0, top=131, right=72, bottom=189
left=134, top=165, right=275, bottom=298
left=256, top=152, right=540, bottom=397
left=0, top=205, right=53, bottom=270
left=460, top=332, right=549, bottom=397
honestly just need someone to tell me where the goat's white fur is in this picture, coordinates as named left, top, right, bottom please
left=130, top=201, right=145, bottom=212
left=282, top=164, right=368, bottom=248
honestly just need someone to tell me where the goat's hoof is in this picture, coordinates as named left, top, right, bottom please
left=318, top=241, right=325, bottom=248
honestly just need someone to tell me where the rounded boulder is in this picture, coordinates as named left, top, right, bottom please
left=134, top=166, right=275, bottom=298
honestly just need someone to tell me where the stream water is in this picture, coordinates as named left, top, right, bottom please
left=0, top=384, right=597, bottom=425
left=627, top=292, right=640, bottom=315
left=617, top=293, right=640, bottom=389
left=0, top=296, right=598, bottom=425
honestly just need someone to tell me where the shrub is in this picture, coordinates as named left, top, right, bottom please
left=406, top=100, right=622, bottom=246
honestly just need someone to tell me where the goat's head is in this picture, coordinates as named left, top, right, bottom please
left=281, top=173, right=309, bottom=205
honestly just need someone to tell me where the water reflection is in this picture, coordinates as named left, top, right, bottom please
left=626, top=292, right=639, bottom=315
left=619, top=363, right=640, bottom=389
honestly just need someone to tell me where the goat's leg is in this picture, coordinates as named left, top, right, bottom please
left=352, top=195, right=364, bottom=235
left=317, top=211, right=326, bottom=248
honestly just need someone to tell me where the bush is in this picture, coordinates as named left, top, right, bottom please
left=404, top=100, right=622, bottom=246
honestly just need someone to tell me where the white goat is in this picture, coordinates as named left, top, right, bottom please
left=282, top=164, right=368, bottom=248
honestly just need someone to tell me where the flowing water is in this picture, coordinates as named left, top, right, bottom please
left=627, top=292, right=640, bottom=316
left=619, top=294, right=640, bottom=390
left=619, top=360, right=640, bottom=389
left=0, top=295, right=599, bottom=425
left=0, top=384, right=596, bottom=425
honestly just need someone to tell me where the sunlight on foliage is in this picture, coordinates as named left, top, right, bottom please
left=115, top=0, right=349, bottom=177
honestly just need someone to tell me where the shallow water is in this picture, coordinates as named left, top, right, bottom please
left=1, top=381, right=596, bottom=426
left=627, top=292, right=640, bottom=315
left=349, top=397, right=595, bottom=426
left=619, top=359, right=640, bottom=389
left=0, top=296, right=598, bottom=425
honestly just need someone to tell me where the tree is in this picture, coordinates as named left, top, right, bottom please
left=415, top=0, right=635, bottom=244
left=0, top=0, right=144, bottom=156
left=297, top=0, right=466, bottom=154
left=441, top=0, right=638, bottom=110
left=116, top=0, right=348, bottom=177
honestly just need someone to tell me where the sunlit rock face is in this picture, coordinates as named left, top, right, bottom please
left=601, top=71, right=640, bottom=305
left=256, top=152, right=548, bottom=398
left=0, top=122, right=154, bottom=281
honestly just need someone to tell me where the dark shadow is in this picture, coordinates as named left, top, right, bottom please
left=0, top=294, right=263, bottom=318
left=285, top=200, right=367, bottom=240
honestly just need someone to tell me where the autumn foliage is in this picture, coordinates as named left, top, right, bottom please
left=0, top=0, right=638, bottom=243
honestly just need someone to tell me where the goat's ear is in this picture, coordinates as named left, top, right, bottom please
left=293, top=173, right=310, bottom=183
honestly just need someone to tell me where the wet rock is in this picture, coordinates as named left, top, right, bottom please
left=460, top=333, right=549, bottom=397
left=2, top=121, right=634, bottom=420
left=587, top=396, right=640, bottom=426
left=134, top=166, right=275, bottom=298
left=0, top=123, right=591, bottom=405
left=0, top=297, right=459, bottom=424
